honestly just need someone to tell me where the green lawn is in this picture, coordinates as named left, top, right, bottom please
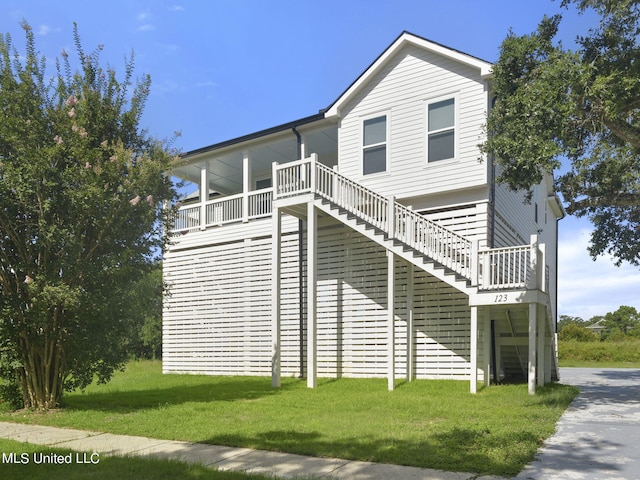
left=0, top=360, right=578, bottom=478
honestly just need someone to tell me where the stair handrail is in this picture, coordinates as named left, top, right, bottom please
left=315, top=161, right=390, bottom=232
left=313, top=160, right=474, bottom=280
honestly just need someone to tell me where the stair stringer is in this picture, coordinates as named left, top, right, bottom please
left=313, top=198, right=477, bottom=296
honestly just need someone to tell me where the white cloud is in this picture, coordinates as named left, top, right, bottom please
left=36, top=24, right=58, bottom=36
left=169, top=5, right=185, bottom=12
left=137, top=24, right=155, bottom=32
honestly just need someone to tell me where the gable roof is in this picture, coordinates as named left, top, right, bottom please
left=324, top=31, right=493, bottom=119
left=182, top=31, right=492, bottom=160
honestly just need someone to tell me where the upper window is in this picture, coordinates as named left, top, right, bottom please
left=427, top=98, right=455, bottom=162
left=363, top=115, right=387, bottom=175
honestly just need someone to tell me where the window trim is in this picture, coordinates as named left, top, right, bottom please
left=426, top=95, right=458, bottom=164
left=361, top=112, right=389, bottom=176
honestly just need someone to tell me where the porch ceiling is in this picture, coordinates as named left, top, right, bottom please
left=172, top=126, right=337, bottom=196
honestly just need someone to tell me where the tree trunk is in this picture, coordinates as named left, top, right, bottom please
left=18, top=334, right=66, bottom=410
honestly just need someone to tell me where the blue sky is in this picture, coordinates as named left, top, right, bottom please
left=2, top=0, right=639, bottom=319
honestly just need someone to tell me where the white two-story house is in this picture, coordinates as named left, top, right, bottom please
left=163, top=31, right=564, bottom=394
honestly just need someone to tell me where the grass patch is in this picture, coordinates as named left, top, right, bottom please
left=558, top=339, right=640, bottom=367
left=0, top=360, right=579, bottom=477
left=0, top=438, right=278, bottom=480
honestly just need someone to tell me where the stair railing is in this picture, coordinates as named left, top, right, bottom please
left=274, top=156, right=546, bottom=289
left=315, top=157, right=474, bottom=281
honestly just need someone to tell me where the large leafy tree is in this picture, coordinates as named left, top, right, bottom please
left=482, top=0, right=640, bottom=265
left=603, top=305, right=640, bottom=334
left=0, top=22, right=179, bottom=409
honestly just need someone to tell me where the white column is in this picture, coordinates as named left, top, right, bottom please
left=545, top=343, right=552, bottom=383
left=300, top=134, right=307, bottom=159
left=271, top=207, right=282, bottom=388
left=406, top=262, right=414, bottom=382
left=200, top=162, right=208, bottom=230
left=242, top=151, right=251, bottom=223
left=272, top=162, right=279, bottom=200
left=388, top=251, right=395, bottom=391
left=483, top=307, right=491, bottom=386
left=528, top=302, right=538, bottom=395
left=537, top=306, right=545, bottom=387
left=307, top=202, right=317, bottom=389
left=528, top=234, right=539, bottom=290
left=387, top=195, right=396, bottom=238
left=539, top=243, right=547, bottom=292
left=470, top=306, right=478, bottom=394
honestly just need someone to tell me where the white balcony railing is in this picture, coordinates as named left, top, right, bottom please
left=478, top=245, right=531, bottom=290
left=171, top=189, right=273, bottom=232
left=173, top=154, right=547, bottom=293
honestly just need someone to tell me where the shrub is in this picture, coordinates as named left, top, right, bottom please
left=0, top=351, right=23, bottom=410
left=559, top=339, right=640, bottom=363
left=558, top=322, right=598, bottom=342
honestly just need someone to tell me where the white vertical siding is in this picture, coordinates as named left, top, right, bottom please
left=338, top=44, right=488, bottom=198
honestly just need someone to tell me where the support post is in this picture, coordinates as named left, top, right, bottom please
left=528, top=302, right=538, bottom=395
left=545, top=342, right=552, bottom=383
left=537, top=306, right=545, bottom=387
left=271, top=207, right=282, bottom=387
left=470, top=239, right=479, bottom=286
left=483, top=307, right=491, bottom=386
left=470, top=306, right=478, bottom=393
left=388, top=251, right=395, bottom=391
left=272, top=162, right=279, bottom=200
left=387, top=195, right=396, bottom=239
left=242, top=151, right=251, bottom=223
left=200, top=162, right=208, bottom=230
left=309, top=153, right=317, bottom=194
left=406, top=262, right=414, bottom=382
left=307, top=202, right=317, bottom=388
left=539, top=243, right=547, bottom=292
left=528, top=234, right=539, bottom=290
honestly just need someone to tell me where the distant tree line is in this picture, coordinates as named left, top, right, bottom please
left=558, top=305, right=640, bottom=342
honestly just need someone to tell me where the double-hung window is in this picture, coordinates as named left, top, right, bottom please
left=427, top=98, right=455, bottom=162
left=362, top=115, right=387, bottom=175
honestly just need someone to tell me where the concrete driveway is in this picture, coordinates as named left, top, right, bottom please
left=515, top=368, right=640, bottom=480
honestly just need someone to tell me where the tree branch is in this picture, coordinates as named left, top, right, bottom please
left=566, top=192, right=640, bottom=214
left=602, top=116, right=640, bottom=149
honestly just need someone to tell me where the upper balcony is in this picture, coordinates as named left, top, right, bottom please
left=170, top=122, right=338, bottom=232
left=172, top=188, right=273, bottom=231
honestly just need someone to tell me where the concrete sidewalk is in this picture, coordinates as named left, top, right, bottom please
left=0, top=421, right=502, bottom=480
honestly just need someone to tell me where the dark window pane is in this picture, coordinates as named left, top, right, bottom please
left=363, top=145, right=386, bottom=174
left=428, top=130, right=454, bottom=162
